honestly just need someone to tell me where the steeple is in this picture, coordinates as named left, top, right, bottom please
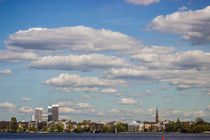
left=156, top=108, right=159, bottom=123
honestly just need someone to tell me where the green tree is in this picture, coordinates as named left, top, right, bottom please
left=74, top=126, right=83, bottom=133
left=181, top=123, right=193, bottom=133
left=56, top=122, right=64, bottom=132
left=49, top=125, right=56, bottom=133
left=165, top=121, right=176, bottom=132
left=28, top=126, right=37, bottom=132
left=66, top=124, right=73, bottom=133
left=195, top=117, right=205, bottom=125
left=9, top=117, right=18, bottom=132
left=116, top=123, right=126, bottom=132
left=102, top=125, right=111, bottom=133
left=176, top=118, right=182, bottom=132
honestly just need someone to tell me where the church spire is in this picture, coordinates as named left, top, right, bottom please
left=156, top=108, right=159, bottom=123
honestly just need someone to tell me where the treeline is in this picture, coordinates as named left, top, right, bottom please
left=165, top=117, right=210, bottom=133
left=0, top=118, right=127, bottom=133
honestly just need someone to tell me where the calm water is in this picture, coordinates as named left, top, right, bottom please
left=0, top=133, right=210, bottom=140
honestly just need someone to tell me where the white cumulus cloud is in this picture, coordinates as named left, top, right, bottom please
left=118, top=98, right=137, bottom=104
left=101, top=88, right=118, bottom=94
left=5, top=26, right=142, bottom=53
left=0, top=50, right=39, bottom=63
left=28, top=54, right=130, bottom=72
left=21, top=97, right=31, bottom=102
left=147, top=6, right=210, bottom=45
left=76, top=103, right=93, bottom=109
left=43, top=73, right=125, bottom=92
left=0, top=69, right=13, bottom=76
left=125, top=0, right=160, bottom=6
left=19, top=106, right=33, bottom=113
left=0, top=102, right=16, bottom=112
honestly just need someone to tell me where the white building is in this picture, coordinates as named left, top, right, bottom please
left=34, top=107, right=43, bottom=121
left=128, top=120, right=144, bottom=132
left=42, top=114, right=48, bottom=121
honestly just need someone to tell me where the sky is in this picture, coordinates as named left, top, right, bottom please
left=0, top=0, right=210, bottom=122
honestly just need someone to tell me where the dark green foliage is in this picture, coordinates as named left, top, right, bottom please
left=165, top=117, right=210, bottom=133
left=116, top=123, right=127, bottom=132
left=56, top=122, right=64, bottom=132
left=28, top=126, right=37, bottom=132
left=9, top=117, right=18, bottom=132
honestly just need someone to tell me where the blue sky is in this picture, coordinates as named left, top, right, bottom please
left=0, top=0, right=210, bottom=122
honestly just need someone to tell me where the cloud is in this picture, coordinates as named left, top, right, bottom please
left=162, top=94, right=168, bottom=99
left=159, top=85, right=170, bottom=90
left=101, top=88, right=117, bottom=94
left=76, top=103, right=93, bottom=109
left=165, top=101, right=172, bottom=104
left=109, top=108, right=120, bottom=113
left=60, top=107, right=76, bottom=113
left=147, top=6, right=210, bottom=45
left=43, top=73, right=125, bottom=92
left=118, top=98, right=137, bottom=104
left=21, top=97, right=30, bottom=102
left=19, top=106, right=33, bottom=113
left=28, top=54, right=130, bottom=72
left=131, top=50, right=210, bottom=70
left=104, top=67, right=210, bottom=92
left=125, top=0, right=160, bottom=6
left=0, top=102, right=16, bottom=112
left=57, top=101, right=73, bottom=107
left=5, top=26, right=142, bottom=53
left=104, top=49, right=210, bottom=92
left=0, top=50, right=39, bottom=63
left=129, top=90, right=154, bottom=97
left=0, top=69, right=13, bottom=76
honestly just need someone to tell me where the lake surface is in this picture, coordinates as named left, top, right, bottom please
left=0, top=133, right=210, bottom=140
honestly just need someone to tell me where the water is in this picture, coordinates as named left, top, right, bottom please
left=0, top=133, right=210, bottom=140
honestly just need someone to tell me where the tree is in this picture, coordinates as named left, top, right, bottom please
left=28, top=126, right=37, bottom=132
left=176, top=118, right=182, bottom=132
left=165, top=122, right=176, bottom=132
left=56, top=122, right=64, bottom=132
left=181, top=123, right=193, bottom=133
left=9, top=117, right=18, bottom=132
left=74, top=126, right=83, bottom=133
left=66, top=124, right=73, bottom=133
left=195, top=117, right=205, bottom=125
left=49, top=125, right=56, bottom=133
left=116, top=123, right=126, bottom=132
left=102, top=125, right=111, bottom=133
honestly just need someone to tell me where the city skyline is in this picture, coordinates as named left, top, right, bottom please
left=0, top=0, right=210, bottom=122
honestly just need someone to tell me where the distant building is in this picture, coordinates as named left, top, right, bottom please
left=34, top=108, right=43, bottom=121
left=52, top=104, right=59, bottom=121
left=48, top=106, right=52, bottom=121
left=31, top=115, right=35, bottom=121
left=128, top=120, right=144, bottom=132
left=144, top=108, right=160, bottom=132
left=48, top=104, right=59, bottom=121
left=42, top=114, right=48, bottom=122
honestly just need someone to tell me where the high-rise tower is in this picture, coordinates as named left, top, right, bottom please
left=34, top=107, right=43, bottom=121
left=156, top=108, right=159, bottom=123
left=48, top=106, right=52, bottom=121
left=48, top=104, right=59, bottom=121
left=52, top=104, right=59, bottom=121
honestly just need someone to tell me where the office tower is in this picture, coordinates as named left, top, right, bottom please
left=34, top=107, right=43, bottom=121
left=48, top=106, right=52, bottom=121
left=52, top=104, right=59, bottom=121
